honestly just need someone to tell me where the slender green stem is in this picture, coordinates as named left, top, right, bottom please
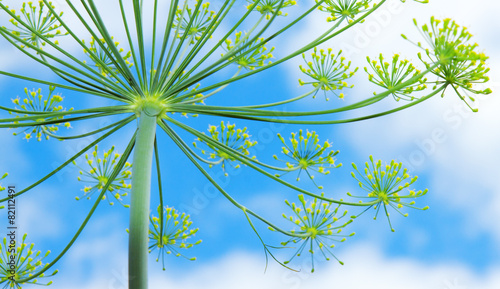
left=153, top=138, right=164, bottom=246
left=0, top=116, right=133, bottom=203
left=236, top=89, right=318, bottom=109
left=0, top=70, right=116, bottom=99
left=118, top=0, right=144, bottom=86
left=129, top=111, right=158, bottom=289
left=132, top=0, right=148, bottom=87
left=185, top=86, right=445, bottom=124
left=149, top=0, right=159, bottom=92
left=164, top=35, right=195, bottom=87
left=178, top=68, right=242, bottom=105
left=163, top=0, right=204, bottom=85
left=17, top=131, right=137, bottom=283
left=156, top=0, right=190, bottom=86
left=0, top=106, right=129, bottom=123
left=151, top=0, right=180, bottom=91
left=165, top=117, right=375, bottom=207
left=42, top=115, right=135, bottom=140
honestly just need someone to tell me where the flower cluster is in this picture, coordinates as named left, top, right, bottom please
left=246, top=0, right=297, bottom=19
left=298, top=47, right=356, bottom=100
left=83, top=36, right=133, bottom=78
left=406, top=17, right=491, bottom=111
left=318, top=0, right=371, bottom=22
left=403, top=0, right=429, bottom=3
left=0, top=173, right=7, bottom=210
left=223, top=32, right=274, bottom=70
left=74, top=145, right=132, bottom=207
left=11, top=86, right=71, bottom=141
left=274, top=130, right=340, bottom=189
left=365, top=54, right=427, bottom=101
left=6, top=1, right=67, bottom=48
left=149, top=205, right=201, bottom=270
left=278, top=194, right=354, bottom=272
left=193, top=122, right=257, bottom=173
left=173, top=1, right=215, bottom=42
left=348, top=156, right=429, bottom=231
left=0, top=234, right=58, bottom=288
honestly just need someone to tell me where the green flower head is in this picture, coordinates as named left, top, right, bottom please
left=298, top=47, right=357, bottom=101
left=246, top=0, right=298, bottom=19
left=406, top=17, right=491, bottom=111
left=274, top=130, right=341, bottom=189
left=74, top=145, right=132, bottom=207
left=318, top=0, right=430, bottom=23
left=280, top=194, right=355, bottom=272
left=365, top=54, right=427, bottom=101
left=173, top=1, right=216, bottom=43
left=149, top=205, right=202, bottom=270
left=11, top=86, right=72, bottom=142
left=223, top=32, right=274, bottom=71
left=83, top=36, right=133, bottom=78
left=193, top=122, right=257, bottom=174
left=317, top=0, right=371, bottom=23
left=5, top=1, right=67, bottom=48
left=0, top=234, right=58, bottom=288
left=348, top=156, right=429, bottom=231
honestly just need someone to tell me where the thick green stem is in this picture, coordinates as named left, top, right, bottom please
left=129, top=112, right=157, bottom=289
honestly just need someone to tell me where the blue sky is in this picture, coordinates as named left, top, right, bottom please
left=1, top=0, right=499, bottom=288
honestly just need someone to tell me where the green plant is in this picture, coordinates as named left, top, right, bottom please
left=0, top=0, right=491, bottom=288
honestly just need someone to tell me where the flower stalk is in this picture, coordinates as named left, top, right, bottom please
left=129, top=110, right=158, bottom=289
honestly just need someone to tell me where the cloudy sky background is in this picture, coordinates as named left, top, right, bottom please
left=0, top=0, right=499, bottom=288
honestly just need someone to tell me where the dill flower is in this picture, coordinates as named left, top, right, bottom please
left=274, top=130, right=341, bottom=189
left=405, top=17, right=491, bottom=111
left=348, top=156, right=429, bottom=231
left=74, top=145, right=132, bottom=207
left=298, top=47, right=357, bottom=100
left=83, top=36, right=133, bottom=78
left=246, top=0, right=298, bottom=19
left=10, top=86, right=71, bottom=142
left=365, top=54, right=427, bottom=101
left=280, top=194, right=355, bottom=272
left=149, top=205, right=202, bottom=270
left=193, top=121, right=257, bottom=173
left=223, top=32, right=274, bottom=70
left=319, top=0, right=429, bottom=23
left=317, top=0, right=371, bottom=22
left=5, top=1, right=67, bottom=48
left=0, top=234, right=58, bottom=288
left=173, top=1, right=216, bottom=42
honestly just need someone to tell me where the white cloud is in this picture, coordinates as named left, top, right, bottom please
left=16, top=190, right=64, bottom=237
left=0, top=130, right=30, bottom=174
left=48, top=244, right=500, bottom=289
